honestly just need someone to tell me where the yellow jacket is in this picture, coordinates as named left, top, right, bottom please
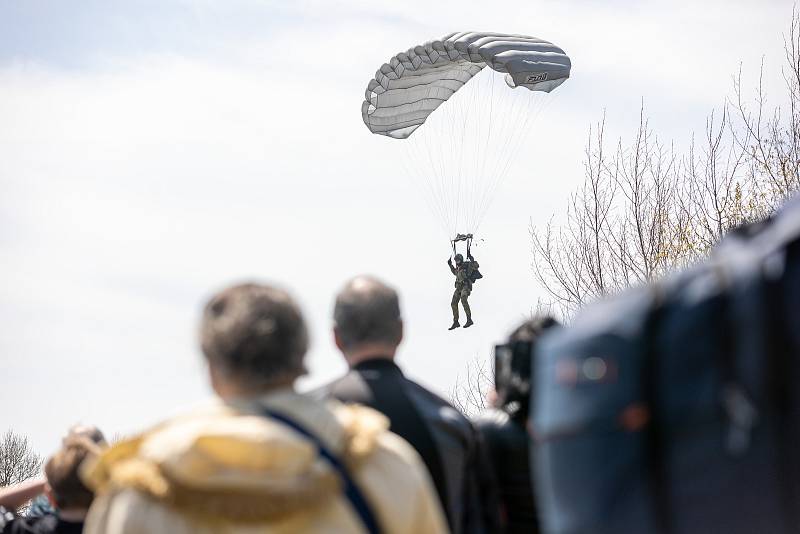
left=83, top=389, right=449, bottom=534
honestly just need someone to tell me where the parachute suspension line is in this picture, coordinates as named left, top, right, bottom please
left=467, top=71, right=520, bottom=232
left=445, top=91, right=462, bottom=234
left=473, top=85, right=529, bottom=228
left=447, top=79, right=469, bottom=234
left=457, top=67, right=475, bottom=234
left=444, top=85, right=459, bottom=234
left=471, top=95, right=523, bottom=232
left=421, top=114, right=452, bottom=233
left=473, top=93, right=559, bottom=236
left=474, top=94, right=541, bottom=233
left=471, top=71, right=499, bottom=231
left=475, top=88, right=535, bottom=234
left=455, top=71, right=471, bottom=235
left=403, top=90, right=458, bottom=239
left=401, top=146, right=451, bottom=239
left=453, top=65, right=478, bottom=236
left=420, top=63, right=488, bottom=237
left=468, top=69, right=491, bottom=234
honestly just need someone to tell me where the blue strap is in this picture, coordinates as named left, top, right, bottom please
left=261, top=408, right=382, bottom=534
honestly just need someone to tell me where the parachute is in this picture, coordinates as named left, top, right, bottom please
left=362, top=32, right=571, bottom=237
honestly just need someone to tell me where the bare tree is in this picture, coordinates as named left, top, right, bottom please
left=532, top=11, right=800, bottom=318
left=450, top=354, right=492, bottom=416
left=730, top=7, right=800, bottom=217
left=531, top=106, right=686, bottom=315
left=0, top=430, right=42, bottom=488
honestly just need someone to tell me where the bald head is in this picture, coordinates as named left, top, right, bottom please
left=333, top=276, right=403, bottom=355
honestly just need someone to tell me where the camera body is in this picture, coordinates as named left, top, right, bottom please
left=493, top=340, right=533, bottom=413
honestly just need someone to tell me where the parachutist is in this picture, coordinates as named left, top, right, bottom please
left=447, top=251, right=481, bottom=330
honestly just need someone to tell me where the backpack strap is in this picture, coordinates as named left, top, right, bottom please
left=260, top=408, right=382, bottom=534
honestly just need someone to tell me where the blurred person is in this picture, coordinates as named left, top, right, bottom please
left=474, top=316, right=558, bottom=534
left=318, top=275, right=500, bottom=533
left=61, top=428, right=104, bottom=449
left=530, top=197, right=800, bottom=534
left=0, top=431, right=103, bottom=534
left=23, top=426, right=106, bottom=522
left=83, top=282, right=448, bottom=534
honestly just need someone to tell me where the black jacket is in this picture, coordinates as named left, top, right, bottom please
left=475, top=409, right=538, bottom=534
left=0, top=511, right=83, bottom=534
left=316, top=358, right=499, bottom=534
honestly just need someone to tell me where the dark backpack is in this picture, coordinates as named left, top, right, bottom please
left=470, top=267, right=483, bottom=284
left=530, top=196, right=800, bottom=534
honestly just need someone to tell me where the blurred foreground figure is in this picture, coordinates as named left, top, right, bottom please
left=318, top=275, right=500, bottom=533
left=0, top=428, right=104, bottom=534
left=475, top=316, right=558, bottom=534
left=531, top=197, right=800, bottom=534
left=84, top=283, right=448, bottom=534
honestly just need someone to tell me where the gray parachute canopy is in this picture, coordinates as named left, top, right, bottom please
left=362, top=31, right=571, bottom=139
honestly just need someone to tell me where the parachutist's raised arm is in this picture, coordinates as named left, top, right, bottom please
left=447, top=257, right=457, bottom=275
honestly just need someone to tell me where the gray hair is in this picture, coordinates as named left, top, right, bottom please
left=200, top=283, right=308, bottom=387
left=333, top=276, right=402, bottom=350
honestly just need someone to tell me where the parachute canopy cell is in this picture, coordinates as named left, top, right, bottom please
left=361, top=31, right=571, bottom=139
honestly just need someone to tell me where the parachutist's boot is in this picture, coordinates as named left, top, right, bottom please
left=448, top=320, right=460, bottom=330
left=463, top=318, right=474, bottom=328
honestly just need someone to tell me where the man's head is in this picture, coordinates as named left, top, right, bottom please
left=333, top=276, right=403, bottom=364
left=67, top=425, right=106, bottom=447
left=44, top=435, right=102, bottom=513
left=454, top=254, right=464, bottom=265
left=200, top=283, right=309, bottom=397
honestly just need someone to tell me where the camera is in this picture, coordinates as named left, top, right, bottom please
left=493, top=340, right=533, bottom=412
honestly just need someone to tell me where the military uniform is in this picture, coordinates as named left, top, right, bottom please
left=449, top=258, right=479, bottom=325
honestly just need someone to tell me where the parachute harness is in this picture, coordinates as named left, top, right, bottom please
left=452, top=233, right=474, bottom=259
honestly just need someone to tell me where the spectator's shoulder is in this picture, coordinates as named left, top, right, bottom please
left=311, top=371, right=374, bottom=405
left=85, top=487, right=188, bottom=534
left=403, top=377, right=473, bottom=428
left=353, top=424, right=449, bottom=534
left=474, top=408, right=510, bottom=429
left=329, top=402, right=424, bottom=493
left=405, top=377, right=459, bottom=409
left=473, top=408, right=515, bottom=443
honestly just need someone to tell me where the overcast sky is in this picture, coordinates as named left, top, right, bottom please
left=0, top=0, right=793, bottom=455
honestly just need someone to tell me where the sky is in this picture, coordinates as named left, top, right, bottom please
left=0, top=0, right=794, bottom=456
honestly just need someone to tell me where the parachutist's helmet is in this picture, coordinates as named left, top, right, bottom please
left=454, top=254, right=464, bottom=264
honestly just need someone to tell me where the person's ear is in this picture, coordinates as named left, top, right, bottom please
left=44, top=482, right=57, bottom=508
left=397, top=321, right=404, bottom=346
left=333, top=328, right=346, bottom=352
